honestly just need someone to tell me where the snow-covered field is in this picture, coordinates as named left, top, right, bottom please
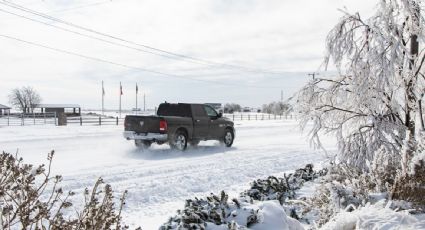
left=0, top=120, right=336, bottom=229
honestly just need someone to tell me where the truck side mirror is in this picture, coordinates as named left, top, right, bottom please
left=218, top=112, right=223, bottom=118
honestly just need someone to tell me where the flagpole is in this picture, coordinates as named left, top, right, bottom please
left=102, top=80, right=104, bottom=116
left=135, top=83, right=138, bottom=115
left=119, top=82, right=122, bottom=118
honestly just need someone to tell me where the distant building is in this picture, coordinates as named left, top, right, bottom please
left=242, top=107, right=251, bottom=112
left=0, top=104, right=11, bottom=116
left=36, top=104, right=81, bottom=116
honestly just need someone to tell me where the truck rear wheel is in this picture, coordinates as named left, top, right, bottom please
left=171, top=130, right=187, bottom=151
left=135, top=140, right=152, bottom=149
left=223, top=129, right=234, bottom=147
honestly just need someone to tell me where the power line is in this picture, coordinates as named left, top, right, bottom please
left=0, top=0, right=286, bottom=75
left=0, top=33, right=282, bottom=89
left=0, top=7, right=206, bottom=65
left=47, top=1, right=114, bottom=13
left=0, top=7, right=292, bottom=80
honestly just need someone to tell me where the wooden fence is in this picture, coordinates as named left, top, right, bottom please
left=0, top=112, right=57, bottom=126
left=66, top=113, right=295, bottom=126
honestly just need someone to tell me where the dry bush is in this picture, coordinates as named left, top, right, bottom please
left=309, top=164, right=373, bottom=227
left=0, top=150, right=133, bottom=229
left=391, top=160, right=425, bottom=208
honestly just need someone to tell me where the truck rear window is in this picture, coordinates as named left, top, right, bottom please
left=157, top=104, right=191, bottom=117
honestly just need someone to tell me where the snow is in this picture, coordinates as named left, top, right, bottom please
left=0, top=119, right=335, bottom=229
left=251, top=201, right=304, bottom=230
left=321, top=200, right=425, bottom=230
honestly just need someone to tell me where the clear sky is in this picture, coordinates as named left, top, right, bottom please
left=0, top=0, right=376, bottom=110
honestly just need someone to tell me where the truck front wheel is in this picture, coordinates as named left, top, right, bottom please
left=222, top=129, right=234, bottom=147
left=171, top=130, right=188, bottom=151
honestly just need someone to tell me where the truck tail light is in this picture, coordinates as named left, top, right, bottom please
left=159, top=120, right=167, bottom=133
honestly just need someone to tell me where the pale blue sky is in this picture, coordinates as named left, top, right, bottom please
left=0, top=0, right=376, bottom=109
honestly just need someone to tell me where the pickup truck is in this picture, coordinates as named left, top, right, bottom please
left=123, top=103, right=235, bottom=151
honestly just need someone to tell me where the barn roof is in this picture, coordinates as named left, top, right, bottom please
left=36, top=104, right=80, bottom=108
left=0, top=104, right=11, bottom=109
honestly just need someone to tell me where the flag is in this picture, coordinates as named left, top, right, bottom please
left=120, top=82, right=123, bottom=95
left=136, top=83, right=138, bottom=94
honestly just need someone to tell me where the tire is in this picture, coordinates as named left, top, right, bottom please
left=222, top=129, right=234, bottom=147
left=135, top=140, right=152, bottom=149
left=171, top=130, right=188, bottom=151
left=190, top=140, right=200, bottom=146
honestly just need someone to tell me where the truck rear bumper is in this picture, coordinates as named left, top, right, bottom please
left=123, top=131, right=168, bottom=141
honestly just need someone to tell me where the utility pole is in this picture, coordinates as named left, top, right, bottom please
left=308, top=72, right=319, bottom=80
left=119, top=82, right=123, bottom=118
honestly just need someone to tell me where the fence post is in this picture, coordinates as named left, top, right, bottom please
left=274, top=114, right=276, bottom=120
left=80, top=116, right=83, bottom=126
left=116, top=117, right=119, bottom=125
left=248, top=114, right=250, bottom=120
left=33, top=112, right=36, bottom=125
left=256, top=114, right=257, bottom=120
left=7, top=110, right=10, bottom=126
left=54, top=112, right=57, bottom=126
left=44, top=113, right=46, bottom=124
left=241, top=114, right=243, bottom=120
left=268, top=114, right=271, bottom=120
left=232, top=114, right=235, bottom=121
left=280, top=115, right=282, bottom=120
left=262, top=114, right=264, bottom=120
left=21, top=113, right=24, bottom=126
left=99, top=116, right=101, bottom=126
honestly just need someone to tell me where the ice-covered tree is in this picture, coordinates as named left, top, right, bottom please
left=297, top=0, right=425, bottom=176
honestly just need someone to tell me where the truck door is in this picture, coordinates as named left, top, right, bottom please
left=191, top=104, right=209, bottom=139
left=203, top=105, right=222, bottom=139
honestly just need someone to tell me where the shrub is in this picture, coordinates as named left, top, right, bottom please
left=0, top=150, right=133, bottom=229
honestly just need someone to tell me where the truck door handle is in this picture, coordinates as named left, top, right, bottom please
left=196, top=119, right=200, bottom=122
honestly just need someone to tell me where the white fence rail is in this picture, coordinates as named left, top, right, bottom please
left=0, top=112, right=57, bottom=126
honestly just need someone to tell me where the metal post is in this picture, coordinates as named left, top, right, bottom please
left=269, top=114, right=271, bottom=120
left=7, top=110, right=10, bottom=126
left=22, top=113, right=24, bottom=126
left=99, top=116, right=101, bottom=126
left=274, top=114, right=276, bottom=120
left=33, top=112, right=36, bottom=125
left=248, top=114, right=250, bottom=120
left=256, top=114, right=257, bottom=120
left=241, top=114, right=243, bottom=120
left=116, top=117, right=118, bottom=125
left=54, top=112, right=57, bottom=126
left=44, top=112, right=46, bottom=124
left=233, top=114, right=235, bottom=121
left=80, top=116, right=83, bottom=126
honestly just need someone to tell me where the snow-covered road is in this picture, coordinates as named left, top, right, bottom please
left=0, top=119, right=335, bottom=229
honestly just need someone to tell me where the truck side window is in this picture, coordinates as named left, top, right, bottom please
left=204, top=105, right=218, bottom=117
left=192, top=104, right=207, bottom=117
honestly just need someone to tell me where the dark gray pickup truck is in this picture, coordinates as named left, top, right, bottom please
left=123, top=103, right=235, bottom=151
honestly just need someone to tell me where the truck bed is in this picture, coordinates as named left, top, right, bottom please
left=124, top=115, right=162, bottom=133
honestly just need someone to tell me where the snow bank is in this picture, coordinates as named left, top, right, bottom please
left=251, top=201, right=303, bottom=230
left=321, top=200, right=425, bottom=230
